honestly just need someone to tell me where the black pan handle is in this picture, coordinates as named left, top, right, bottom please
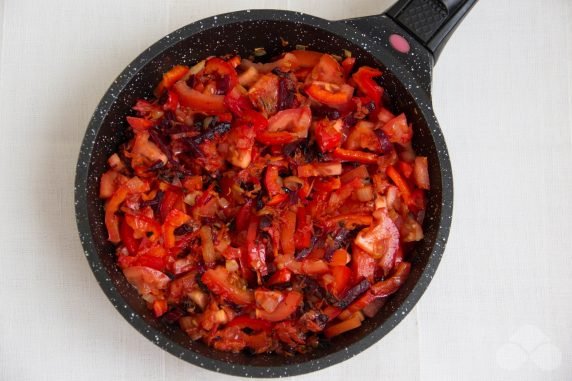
left=385, top=0, right=477, bottom=60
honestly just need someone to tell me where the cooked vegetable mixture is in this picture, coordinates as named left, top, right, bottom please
left=99, top=49, right=429, bottom=355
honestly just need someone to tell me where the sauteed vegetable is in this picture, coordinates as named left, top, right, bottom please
left=99, top=49, right=429, bottom=355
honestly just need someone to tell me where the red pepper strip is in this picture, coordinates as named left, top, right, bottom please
left=201, top=266, right=254, bottom=305
left=352, top=66, right=383, bottom=109
left=305, top=82, right=354, bottom=108
left=326, top=213, right=373, bottom=229
left=324, top=312, right=362, bottom=338
left=226, top=316, right=272, bottom=332
left=154, top=65, right=190, bottom=97
left=164, top=89, right=179, bottom=111
left=126, top=116, right=155, bottom=131
left=314, top=118, right=343, bottom=153
left=224, top=86, right=253, bottom=116
left=297, top=162, right=342, bottom=177
left=162, top=209, right=191, bottom=249
left=330, top=248, right=350, bottom=266
left=280, top=210, right=297, bottom=257
left=160, top=188, right=184, bottom=222
left=313, top=177, right=341, bottom=192
left=152, top=299, right=168, bottom=317
left=341, top=57, right=356, bottom=79
left=264, top=165, right=284, bottom=198
left=235, top=201, right=253, bottom=232
left=173, top=80, right=227, bottom=115
left=204, top=57, right=239, bottom=90
left=135, top=255, right=166, bottom=272
left=332, top=148, right=378, bottom=164
left=344, top=261, right=411, bottom=315
left=119, top=217, right=139, bottom=255
left=256, top=130, right=298, bottom=146
left=267, top=193, right=288, bottom=206
left=397, top=160, right=413, bottom=179
left=105, top=177, right=149, bottom=243
left=267, top=268, right=292, bottom=286
left=386, top=165, right=412, bottom=206
left=327, top=265, right=353, bottom=299
left=294, top=207, right=312, bottom=250
left=255, top=291, right=302, bottom=322
left=125, top=213, right=162, bottom=242
left=371, top=261, right=411, bottom=297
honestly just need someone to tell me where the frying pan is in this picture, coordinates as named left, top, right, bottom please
left=75, top=0, right=477, bottom=377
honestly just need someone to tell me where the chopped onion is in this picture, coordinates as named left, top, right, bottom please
left=225, top=259, right=239, bottom=272
left=355, top=186, right=374, bottom=202
left=189, top=290, right=208, bottom=310
left=200, top=226, right=217, bottom=266
left=189, top=59, right=205, bottom=75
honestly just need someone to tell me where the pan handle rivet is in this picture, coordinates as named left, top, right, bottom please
left=389, top=34, right=410, bottom=54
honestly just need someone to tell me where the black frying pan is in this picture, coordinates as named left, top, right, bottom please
left=75, top=0, right=476, bottom=377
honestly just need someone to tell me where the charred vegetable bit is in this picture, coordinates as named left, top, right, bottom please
left=100, top=49, right=429, bottom=355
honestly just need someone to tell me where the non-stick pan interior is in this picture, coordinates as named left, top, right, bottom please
left=81, top=16, right=445, bottom=372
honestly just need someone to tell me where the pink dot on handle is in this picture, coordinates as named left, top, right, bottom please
left=389, top=34, right=410, bottom=54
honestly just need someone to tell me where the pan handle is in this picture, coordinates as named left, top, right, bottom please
left=385, top=0, right=477, bottom=61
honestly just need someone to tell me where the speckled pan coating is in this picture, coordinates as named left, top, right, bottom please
left=75, top=9, right=453, bottom=378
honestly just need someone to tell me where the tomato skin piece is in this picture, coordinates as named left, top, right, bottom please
left=173, top=80, right=227, bottom=115
left=201, top=267, right=254, bottom=305
left=352, top=66, right=383, bottom=109
left=255, top=291, right=302, bottom=322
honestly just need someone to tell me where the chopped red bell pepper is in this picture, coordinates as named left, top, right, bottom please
left=332, top=147, right=379, bottom=164
left=294, top=207, right=312, bottom=250
left=314, top=118, right=343, bottom=153
left=352, top=66, right=383, bottom=109
left=154, top=65, right=190, bottom=96
left=201, top=266, right=254, bottom=305
left=126, top=116, right=156, bottom=131
left=305, top=82, right=354, bottom=109
left=173, top=80, right=227, bottom=115
left=162, top=209, right=191, bottom=249
left=125, top=213, right=162, bottom=242
left=226, top=315, right=272, bottom=332
left=204, top=57, right=239, bottom=91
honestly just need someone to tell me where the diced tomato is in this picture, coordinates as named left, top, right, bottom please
left=267, top=268, right=292, bottom=286
left=307, top=54, right=345, bottom=85
left=135, top=254, right=166, bottom=271
left=352, top=66, right=383, bottom=109
left=173, top=80, right=227, bottom=115
left=160, top=189, right=184, bottom=222
left=256, top=130, right=298, bottom=145
left=126, top=116, right=155, bottom=131
left=256, top=291, right=302, bottom=322
left=377, top=107, right=396, bottom=124
left=267, top=107, right=312, bottom=138
left=123, top=266, right=170, bottom=296
left=297, top=162, right=342, bottom=177
left=413, top=156, right=430, bottom=190
left=202, top=266, right=254, bottom=305
left=397, top=160, right=414, bottom=179
left=382, top=113, right=412, bottom=145
left=290, top=50, right=323, bottom=68
left=354, top=210, right=399, bottom=266
left=164, top=89, right=179, bottom=111
left=152, top=299, right=168, bottom=317
left=351, top=245, right=376, bottom=283
left=344, top=121, right=382, bottom=153
left=315, top=118, right=343, bottom=153
left=99, top=170, right=128, bottom=199
left=305, top=82, right=354, bottom=109
left=341, top=57, right=356, bottom=79
left=248, top=73, right=279, bottom=116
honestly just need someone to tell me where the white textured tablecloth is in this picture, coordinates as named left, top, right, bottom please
left=1, top=0, right=571, bottom=380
